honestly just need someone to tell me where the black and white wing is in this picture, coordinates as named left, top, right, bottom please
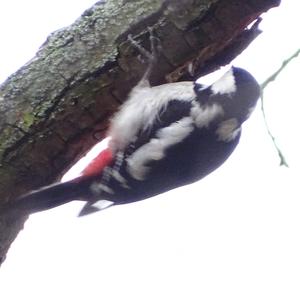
left=106, top=87, right=240, bottom=205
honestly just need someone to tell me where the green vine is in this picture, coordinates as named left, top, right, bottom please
left=260, top=48, right=300, bottom=167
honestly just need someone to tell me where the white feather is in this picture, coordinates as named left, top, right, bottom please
left=211, top=68, right=236, bottom=95
left=191, top=102, right=224, bottom=128
left=216, top=118, right=241, bottom=142
left=126, top=117, right=194, bottom=180
left=90, top=200, right=114, bottom=211
left=109, top=81, right=195, bottom=152
left=90, top=182, right=114, bottom=195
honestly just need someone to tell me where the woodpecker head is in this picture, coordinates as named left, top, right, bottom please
left=194, top=67, right=261, bottom=125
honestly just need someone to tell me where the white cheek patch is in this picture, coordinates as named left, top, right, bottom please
left=216, top=118, right=241, bottom=142
left=211, top=68, right=236, bottom=95
left=126, top=117, right=194, bottom=180
left=191, top=103, right=224, bottom=128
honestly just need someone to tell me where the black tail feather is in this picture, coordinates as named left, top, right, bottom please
left=0, top=176, right=95, bottom=216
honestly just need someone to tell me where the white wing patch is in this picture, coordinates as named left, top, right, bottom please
left=211, top=68, right=236, bottom=95
left=109, top=81, right=195, bottom=152
left=191, top=103, right=224, bottom=128
left=216, top=118, right=241, bottom=142
left=126, top=117, right=194, bottom=180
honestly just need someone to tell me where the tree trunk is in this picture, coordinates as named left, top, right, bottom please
left=0, top=0, right=280, bottom=264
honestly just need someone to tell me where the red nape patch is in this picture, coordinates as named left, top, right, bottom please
left=81, top=148, right=114, bottom=177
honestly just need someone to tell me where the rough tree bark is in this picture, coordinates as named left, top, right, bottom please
left=0, top=0, right=280, bottom=265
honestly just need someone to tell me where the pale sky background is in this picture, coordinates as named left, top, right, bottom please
left=0, top=1, right=300, bottom=299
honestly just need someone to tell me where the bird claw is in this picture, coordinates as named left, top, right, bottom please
left=128, top=27, right=161, bottom=81
left=128, top=27, right=160, bottom=63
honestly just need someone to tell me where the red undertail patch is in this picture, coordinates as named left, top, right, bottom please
left=81, top=148, right=114, bottom=177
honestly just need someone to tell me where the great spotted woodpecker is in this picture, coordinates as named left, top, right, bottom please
left=2, top=31, right=260, bottom=216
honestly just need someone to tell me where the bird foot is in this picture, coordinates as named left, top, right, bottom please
left=128, top=27, right=161, bottom=81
